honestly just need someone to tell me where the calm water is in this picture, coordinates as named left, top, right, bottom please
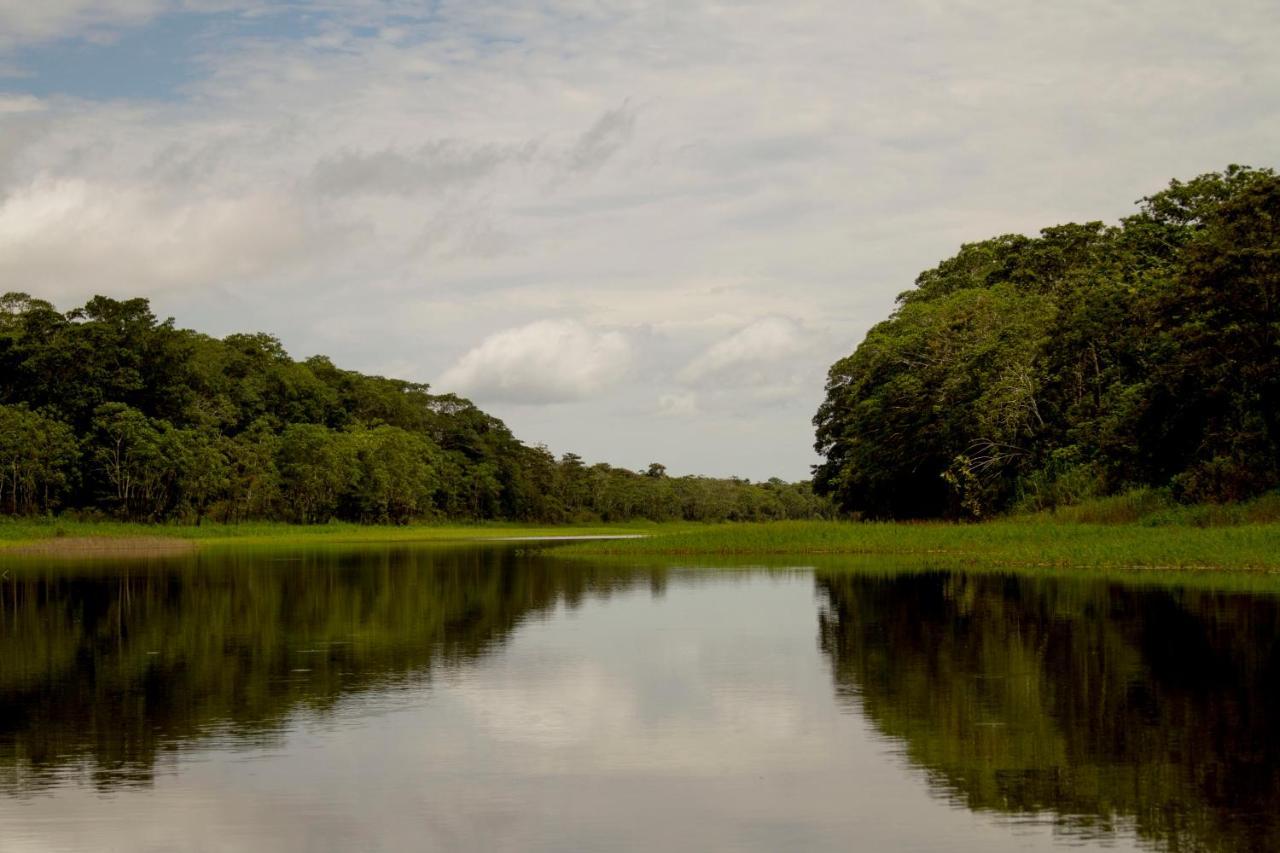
left=1, top=546, right=1278, bottom=852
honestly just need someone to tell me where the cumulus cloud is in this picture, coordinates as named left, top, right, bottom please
left=678, top=318, right=805, bottom=385
left=1, top=0, right=1278, bottom=477
left=439, top=320, right=631, bottom=404
left=0, top=176, right=324, bottom=295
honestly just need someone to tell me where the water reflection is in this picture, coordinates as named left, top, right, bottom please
left=0, top=546, right=666, bottom=792
left=817, top=570, right=1280, bottom=853
left=1, top=550, right=1277, bottom=852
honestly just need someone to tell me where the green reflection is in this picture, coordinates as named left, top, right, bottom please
left=817, top=570, right=1280, bottom=852
left=0, top=546, right=663, bottom=791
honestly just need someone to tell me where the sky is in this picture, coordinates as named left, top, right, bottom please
left=1, top=1, right=1277, bottom=480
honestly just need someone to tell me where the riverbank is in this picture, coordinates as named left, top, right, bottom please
left=0, top=519, right=673, bottom=555
left=5, top=514, right=1280, bottom=571
left=557, top=519, right=1280, bottom=571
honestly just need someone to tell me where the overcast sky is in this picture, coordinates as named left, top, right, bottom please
left=1, top=1, right=1277, bottom=480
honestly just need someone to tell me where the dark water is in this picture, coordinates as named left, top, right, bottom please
left=1, top=547, right=1278, bottom=852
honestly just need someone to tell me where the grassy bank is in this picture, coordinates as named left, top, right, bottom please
left=0, top=518, right=671, bottom=551
left=6, top=503, right=1280, bottom=571
left=558, top=519, right=1280, bottom=571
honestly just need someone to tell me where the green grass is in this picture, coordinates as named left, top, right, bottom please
left=557, top=519, right=1280, bottom=571
left=6, top=508, right=1280, bottom=573
left=0, top=518, right=679, bottom=549
left=1026, top=488, right=1280, bottom=526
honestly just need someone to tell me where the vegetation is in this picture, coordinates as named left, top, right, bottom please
left=561, top=516, right=1280, bottom=570
left=0, top=294, right=833, bottom=525
left=814, top=166, right=1280, bottom=519
left=0, top=518, right=673, bottom=550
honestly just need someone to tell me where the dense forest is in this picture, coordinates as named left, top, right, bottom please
left=814, top=166, right=1280, bottom=518
left=0, top=294, right=832, bottom=524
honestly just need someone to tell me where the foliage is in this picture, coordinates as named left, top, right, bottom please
left=814, top=166, right=1280, bottom=518
left=0, top=405, right=78, bottom=515
left=0, top=294, right=833, bottom=524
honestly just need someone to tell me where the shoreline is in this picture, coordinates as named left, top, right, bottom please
left=9, top=537, right=202, bottom=557
left=3, top=518, right=1280, bottom=571
left=0, top=521, right=672, bottom=557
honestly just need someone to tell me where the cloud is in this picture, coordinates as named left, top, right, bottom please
left=309, top=140, right=536, bottom=198
left=0, top=0, right=166, bottom=45
left=658, top=391, right=698, bottom=417
left=660, top=389, right=701, bottom=417
left=0, top=176, right=325, bottom=296
left=0, top=95, right=45, bottom=114
left=678, top=318, right=804, bottom=385
left=439, top=320, right=631, bottom=404
left=564, top=101, right=636, bottom=175
left=0, top=1, right=267, bottom=49
left=1, top=0, right=1278, bottom=478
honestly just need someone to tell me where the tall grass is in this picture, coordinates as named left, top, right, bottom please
left=5, top=495, right=1280, bottom=572
left=1036, top=489, right=1280, bottom=526
left=0, top=518, right=670, bottom=548
left=559, top=519, right=1280, bottom=571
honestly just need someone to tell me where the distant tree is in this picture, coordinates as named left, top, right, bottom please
left=0, top=292, right=834, bottom=525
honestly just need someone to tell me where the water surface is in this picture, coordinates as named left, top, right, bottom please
left=1, top=546, right=1277, bottom=852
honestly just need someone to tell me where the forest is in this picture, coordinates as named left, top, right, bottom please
left=7, top=165, right=1276, bottom=528
left=0, top=295, right=831, bottom=524
left=814, top=166, right=1280, bottom=519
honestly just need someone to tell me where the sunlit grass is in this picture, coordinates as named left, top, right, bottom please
left=5, top=510, right=1280, bottom=572
left=0, top=518, right=680, bottom=549
left=558, top=519, right=1280, bottom=571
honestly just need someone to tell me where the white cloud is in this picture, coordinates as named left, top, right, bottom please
left=658, top=391, right=698, bottom=417
left=0, top=0, right=265, bottom=48
left=0, top=0, right=166, bottom=45
left=1, top=0, right=1278, bottom=477
left=0, top=176, right=326, bottom=296
left=678, top=318, right=804, bottom=385
left=0, top=95, right=44, bottom=114
left=439, top=320, right=631, bottom=404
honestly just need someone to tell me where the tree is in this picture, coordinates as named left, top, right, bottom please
left=276, top=424, right=357, bottom=524
left=815, top=166, right=1280, bottom=518
left=0, top=405, right=78, bottom=515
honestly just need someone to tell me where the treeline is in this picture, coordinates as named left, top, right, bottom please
left=0, top=294, right=832, bottom=524
left=814, top=166, right=1280, bottom=518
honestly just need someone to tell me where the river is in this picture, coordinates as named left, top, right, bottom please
left=1, top=544, right=1277, bottom=852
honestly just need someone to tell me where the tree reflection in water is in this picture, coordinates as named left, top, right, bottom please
left=0, top=546, right=663, bottom=792
left=5, top=550, right=1280, bottom=853
left=817, top=569, right=1280, bottom=853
